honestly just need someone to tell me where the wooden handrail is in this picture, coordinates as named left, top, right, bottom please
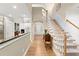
left=51, top=19, right=67, bottom=56
left=64, top=19, right=79, bottom=55
left=66, top=19, right=79, bottom=29
left=48, top=18, right=68, bottom=56
left=64, top=19, right=79, bottom=56
left=64, top=32, right=67, bottom=56
left=53, top=19, right=67, bottom=56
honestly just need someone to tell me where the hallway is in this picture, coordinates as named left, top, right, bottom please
left=0, top=3, right=79, bottom=56
left=26, top=35, right=55, bottom=56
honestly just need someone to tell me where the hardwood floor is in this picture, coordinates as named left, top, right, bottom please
left=26, top=35, right=55, bottom=56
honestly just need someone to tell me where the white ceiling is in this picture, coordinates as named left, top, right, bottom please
left=32, top=3, right=45, bottom=8
left=60, top=3, right=79, bottom=13
left=0, top=3, right=32, bottom=19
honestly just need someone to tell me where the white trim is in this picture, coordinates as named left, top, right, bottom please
left=53, top=48, right=62, bottom=56
left=23, top=41, right=32, bottom=56
left=0, top=36, right=22, bottom=49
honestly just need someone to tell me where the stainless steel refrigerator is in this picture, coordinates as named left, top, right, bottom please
left=0, top=16, right=4, bottom=42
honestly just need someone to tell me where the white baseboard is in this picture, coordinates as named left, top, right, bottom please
left=53, top=48, right=62, bottom=56
left=23, top=42, right=32, bottom=56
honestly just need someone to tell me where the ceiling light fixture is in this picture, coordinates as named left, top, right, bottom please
left=13, top=5, right=17, bottom=9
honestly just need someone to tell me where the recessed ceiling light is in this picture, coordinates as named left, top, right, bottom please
left=13, top=5, right=17, bottom=9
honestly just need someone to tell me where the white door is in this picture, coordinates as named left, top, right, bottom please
left=35, top=22, right=44, bottom=35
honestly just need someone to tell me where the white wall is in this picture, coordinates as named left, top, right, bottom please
left=54, top=12, right=79, bottom=44
left=4, top=17, right=14, bottom=40
left=32, top=7, right=45, bottom=36
left=66, top=13, right=79, bottom=44
left=34, top=22, right=44, bottom=35
left=54, top=13, right=66, bottom=30
left=32, top=7, right=42, bottom=21
left=19, top=23, right=31, bottom=33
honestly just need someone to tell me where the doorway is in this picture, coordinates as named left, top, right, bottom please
left=34, top=22, right=44, bottom=35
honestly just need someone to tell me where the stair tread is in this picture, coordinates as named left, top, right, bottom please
left=67, top=49, right=79, bottom=53
left=53, top=41, right=77, bottom=46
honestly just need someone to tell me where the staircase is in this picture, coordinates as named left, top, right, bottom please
left=65, top=37, right=79, bottom=56
left=47, top=19, right=79, bottom=56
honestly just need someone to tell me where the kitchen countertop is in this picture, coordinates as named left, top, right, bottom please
left=0, top=33, right=29, bottom=49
